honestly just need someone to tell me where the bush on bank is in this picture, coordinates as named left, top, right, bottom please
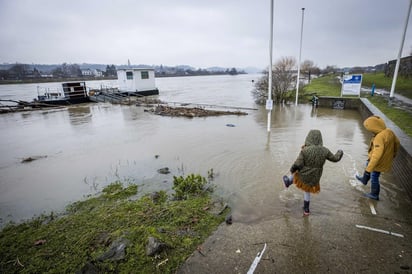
left=0, top=174, right=228, bottom=273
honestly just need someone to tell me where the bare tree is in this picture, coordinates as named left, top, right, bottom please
left=300, top=60, right=321, bottom=82
left=322, top=65, right=338, bottom=74
left=8, top=63, right=30, bottom=80
left=253, top=56, right=296, bottom=104
left=301, top=60, right=314, bottom=73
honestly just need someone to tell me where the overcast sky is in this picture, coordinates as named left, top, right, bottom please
left=0, top=0, right=411, bottom=69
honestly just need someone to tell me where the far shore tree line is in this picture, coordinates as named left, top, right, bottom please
left=0, top=63, right=245, bottom=82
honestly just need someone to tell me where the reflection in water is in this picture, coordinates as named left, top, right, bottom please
left=0, top=75, right=410, bottom=228
left=67, top=105, right=92, bottom=126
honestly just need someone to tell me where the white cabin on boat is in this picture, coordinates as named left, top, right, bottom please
left=117, top=68, right=159, bottom=96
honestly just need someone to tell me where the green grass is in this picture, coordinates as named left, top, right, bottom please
left=302, top=74, right=412, bottom=137
left=301, top=74, right=342, bottom=97
left=362, top=72, right=412, bottom=99
left=367, top=95, right=412, bottom=137
left=0, top=175, right=228, bottom=273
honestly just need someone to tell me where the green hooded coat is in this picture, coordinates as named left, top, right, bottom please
left=291, top=129, right=343, bottom=193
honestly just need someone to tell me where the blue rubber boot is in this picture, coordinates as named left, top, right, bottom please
left=364, top=181, right=380, bottom=200
left=356, top=171, right=370, bottom=186
left=283, top=175, right=292, bottom=188
left=303, top=200, right=310, bottom=216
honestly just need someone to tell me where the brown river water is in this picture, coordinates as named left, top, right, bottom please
left=0, top=74, right=408, bottom=227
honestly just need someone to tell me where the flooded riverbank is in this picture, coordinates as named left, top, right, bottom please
left=1, top=75, right=410, bottom=228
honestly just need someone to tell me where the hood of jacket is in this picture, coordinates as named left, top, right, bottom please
left=364, top=116, right=386, bottom=134
left=304, top=129, right=323, bottom=146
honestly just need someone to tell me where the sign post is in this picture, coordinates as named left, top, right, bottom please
left=341, top=74, right=362, bottom=97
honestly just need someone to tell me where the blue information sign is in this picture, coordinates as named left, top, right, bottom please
left=341, top=74, right=362, bottom=96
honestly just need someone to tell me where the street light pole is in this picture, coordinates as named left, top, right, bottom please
left=266, top=0, right=274, bottom=132
left=389, top=0, right=412, bottom=99
left=295, top=8, right=305, bottom=106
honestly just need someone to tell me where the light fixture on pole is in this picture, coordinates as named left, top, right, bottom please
left=295, top=8, right=305, bottom=106
left=389, top=0, right=411, bottom=99
left=266, top=0, right=274, bottom=132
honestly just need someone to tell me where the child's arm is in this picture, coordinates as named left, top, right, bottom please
left=290, top=151, right=304, bottom=173
left=326, top=149, right=344, bottom=162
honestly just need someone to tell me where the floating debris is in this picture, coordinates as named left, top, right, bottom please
left=157, top=167, right=170, bottom=174
left=149, top=105, right=248, bottom=118
left=21, top=155, right=48, bottom=163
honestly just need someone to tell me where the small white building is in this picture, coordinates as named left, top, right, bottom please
left=81, top=69, right=103, bottom=77
left=117, top=68, right=159, bottom=96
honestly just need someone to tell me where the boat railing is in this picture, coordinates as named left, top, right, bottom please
left=37, top=86, right=64, bottom=99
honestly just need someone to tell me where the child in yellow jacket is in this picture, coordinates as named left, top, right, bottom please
left=356, top=116, right=400, bottom=200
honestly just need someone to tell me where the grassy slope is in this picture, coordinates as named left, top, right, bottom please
left=303, top=74, right=342, bottom=97
left=0, top=179, right=227, bottom=273
left=362, top=72, right=412, bottom=99
left=302, top=73, right=412, bottom=137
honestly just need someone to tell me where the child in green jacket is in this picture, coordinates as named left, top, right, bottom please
left=283, top=129, right=343, bottom=216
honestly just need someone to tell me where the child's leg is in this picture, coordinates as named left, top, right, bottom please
left=303, top=192, right=310, bottom=216
left=364, top=171, right=380, bottom=200
left=304, top=192, right=310, bottom=201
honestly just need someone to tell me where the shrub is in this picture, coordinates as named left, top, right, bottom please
left=172, top=174, right=208, bottom=200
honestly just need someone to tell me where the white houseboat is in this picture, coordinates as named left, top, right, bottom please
left=117, top=68, right=159, bottom=96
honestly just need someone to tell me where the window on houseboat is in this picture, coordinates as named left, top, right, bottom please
left=141, top=71, right=149, bottom=79
left=126, top=71, right=133, bottom=80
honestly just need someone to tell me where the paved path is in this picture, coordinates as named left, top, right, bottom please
left=178, top=194, right=412, bottom=273
left=364, top=87, right=412, bottom=107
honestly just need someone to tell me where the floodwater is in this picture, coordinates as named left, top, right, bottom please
left=0, top=74, right=409, bottom=228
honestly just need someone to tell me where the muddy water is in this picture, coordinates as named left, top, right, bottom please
left=0, top=75, right=408, bottom=227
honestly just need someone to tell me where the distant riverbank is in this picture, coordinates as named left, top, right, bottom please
left=0, top=77, right=117, bottom=85
left=0, top=72, right=248, bottom=85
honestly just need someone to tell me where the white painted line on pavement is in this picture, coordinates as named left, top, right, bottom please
left=369, top=201, right=377, bottom=215
left=356, top=225, right=404, bottom=238
left=247, top=243, right=267, bottom=274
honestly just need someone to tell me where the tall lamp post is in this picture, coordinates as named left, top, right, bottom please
left=295, top=8, right=305, bottom=106
left=389, top=0, right=412, bottom=99
left=266, top=0, right=274, bottom=132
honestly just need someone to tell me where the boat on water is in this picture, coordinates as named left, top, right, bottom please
left=35, top=82, right=91, bottom=105
left=116, top=67, right=159, bottom=96
left=34, top=68, right=159, bottom=105
left=89, top=67, right=159, bottom=103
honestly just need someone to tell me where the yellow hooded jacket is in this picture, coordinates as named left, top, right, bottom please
left=364, top=116, right=400, bottom=173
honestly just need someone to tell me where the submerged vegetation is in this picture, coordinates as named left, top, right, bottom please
left=0, top=174, right=228, bottom=273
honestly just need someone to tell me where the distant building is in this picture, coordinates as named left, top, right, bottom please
left=81, top=68, right=104, bottom=77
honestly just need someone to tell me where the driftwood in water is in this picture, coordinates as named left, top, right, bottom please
left=0, top=99, right=63, bottom=113
left=21, top=155, right=48, bottom=163
left=150, top=105, right=248, bottom=118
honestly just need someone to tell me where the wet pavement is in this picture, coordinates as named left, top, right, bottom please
left=178, top=101, right=412, bottom=274
left=178, top=187, right=412, bottom=273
